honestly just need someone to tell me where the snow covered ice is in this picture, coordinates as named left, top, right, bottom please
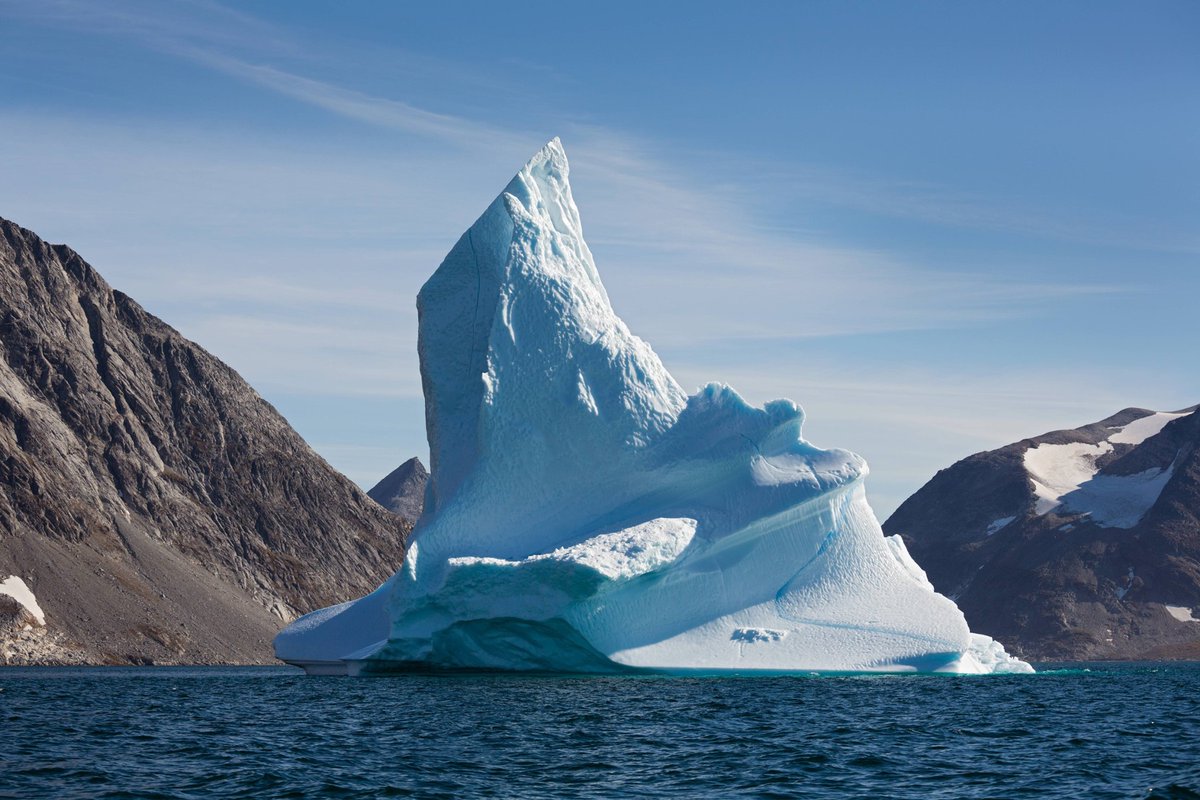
left=275, top=139, right=1031, bottom=675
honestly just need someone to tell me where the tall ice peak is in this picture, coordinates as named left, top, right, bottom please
left=275, top=141, right=1032, bottom=676
left=416, top=137, right=686, bottom=524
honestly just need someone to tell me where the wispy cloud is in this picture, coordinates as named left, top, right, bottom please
left=764, top=162, right=1200, bottom=256
left=1, top=99, right=1115, bottom=356
left=2, top=0, right=538, bottom=154
left=11, top=1, right=1185, bottom=254
left=177, top=47, right=531, bottom=153
left=559, top=132, right=1125, bottom=344
left=7, top=0, right=1170, bottom=272
left=5, top=0, right=1181, bottom=509
left=0, top=0, right=291, bottom=55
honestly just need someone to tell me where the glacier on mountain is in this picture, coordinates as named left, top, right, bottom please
left=275, top=139, right=1031, bottom=675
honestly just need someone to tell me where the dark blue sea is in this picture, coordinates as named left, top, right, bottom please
left=2, top=663, right=1199, bottom=799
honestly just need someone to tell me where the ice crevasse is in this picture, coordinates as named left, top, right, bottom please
left=275, top=139, right=1031, bottom=676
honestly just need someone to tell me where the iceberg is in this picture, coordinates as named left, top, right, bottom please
left=276, top=139, right=1031, bottom=675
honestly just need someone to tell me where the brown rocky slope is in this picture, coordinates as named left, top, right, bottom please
left=885, top=406, right=1200, bottom=662
left=0, top=217, right=410, bottom=664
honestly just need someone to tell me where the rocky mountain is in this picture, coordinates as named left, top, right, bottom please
left=885, top=406, right=1200, bottom=661
left=0, top=217, right=410, bottom=665
left=367, top=457, right=427, bottom=521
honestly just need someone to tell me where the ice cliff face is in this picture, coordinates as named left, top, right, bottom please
left=275, top=139, right=1031, bottom=675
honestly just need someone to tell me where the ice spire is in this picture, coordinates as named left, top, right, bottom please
left=275, top=140, right=1032, bottom=676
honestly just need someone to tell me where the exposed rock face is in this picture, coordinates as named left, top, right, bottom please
left=0, top=594, right=35, bottom=632
left=0, top=217, right=410, bottom=664
left=367, top=457, right=427, bottom=522
left=886, top=406, right=1200, bottom=661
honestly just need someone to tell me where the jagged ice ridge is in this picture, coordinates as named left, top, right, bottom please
left=275, top=140, right=1031, bottom=675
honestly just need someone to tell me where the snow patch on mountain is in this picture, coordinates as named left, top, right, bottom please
left=987, top=516, right=1017, bottom=536
left=1025, top=440, right=1114, bottom=515
left=1115, top=567, right=1136, bottom=600
left=1058, top=464, right=1177, bottom=529
left=1165, top=605, right=1199, bottom=623
left=1108, top=412, right=1189, bottom=445
left=1, top=576, right=45, bottom=626
left=1023, top=411, right=1183, bottom=528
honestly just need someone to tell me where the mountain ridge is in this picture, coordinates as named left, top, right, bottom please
left=0, top=216, right=410, bottom=664
left=885, top=405, right=1200, bottom=660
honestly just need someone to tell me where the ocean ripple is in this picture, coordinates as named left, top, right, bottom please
left=1, top=663, right=1199, bottom=798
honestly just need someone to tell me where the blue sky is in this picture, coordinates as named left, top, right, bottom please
left=1, top=1, right=1196, bottom=517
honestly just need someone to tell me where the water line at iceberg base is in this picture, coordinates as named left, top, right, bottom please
left=274, top=138, right=1032, bottom=677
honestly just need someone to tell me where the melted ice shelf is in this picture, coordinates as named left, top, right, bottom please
left=275, top=140, right=1030, bottom=675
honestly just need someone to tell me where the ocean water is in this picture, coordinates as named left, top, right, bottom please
left=2, top=663, right=1199, bottom=799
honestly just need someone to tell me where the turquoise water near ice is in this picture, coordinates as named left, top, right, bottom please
left=2, top=663, right=1199, bottom=798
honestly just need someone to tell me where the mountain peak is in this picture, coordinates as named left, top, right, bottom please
left=0, top=216, right=410, bottom=664
left=886, top=404, right=1200, bottom=660
left=367, top=457, right=428, bottom=522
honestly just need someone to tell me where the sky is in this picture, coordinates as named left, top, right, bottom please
left=0, top=0, right=1196, bottom=518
